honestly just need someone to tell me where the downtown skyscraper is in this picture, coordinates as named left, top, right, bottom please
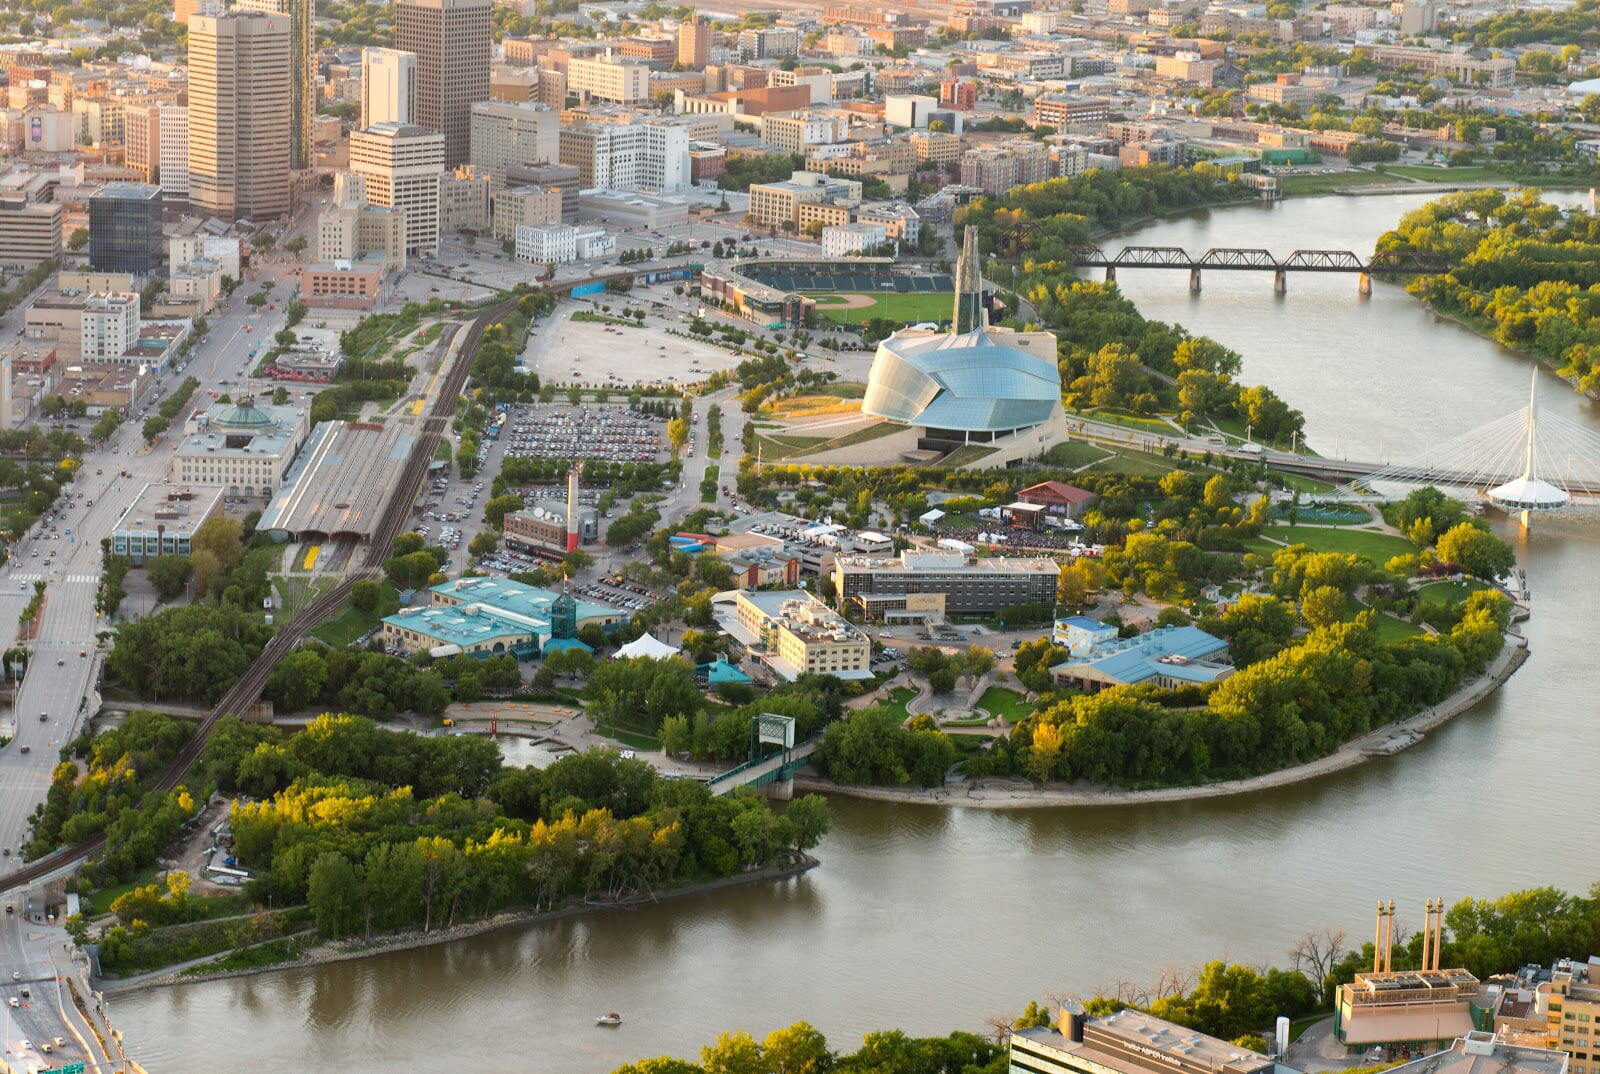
left=395, top=0, right=491, bottom=168
left=188, top=10, right=291, bottom=219
left=233, top=0, right=314, bottom=170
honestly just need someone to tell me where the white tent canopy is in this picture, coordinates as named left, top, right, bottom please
left=615, top=632, right=679, bottom=660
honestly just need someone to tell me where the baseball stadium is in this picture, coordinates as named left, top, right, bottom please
left=699, top=257, right=958, bottom=328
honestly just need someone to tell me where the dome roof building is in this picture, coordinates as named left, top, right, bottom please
left=861, top=227, right=1068, bottom=465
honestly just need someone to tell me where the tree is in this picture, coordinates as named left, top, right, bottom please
left=307, top=851, right=363, bottom=937
left=146, top=554, right=194, bottom=602
left=667, top=417, right=689, bottom=454
left=782, top=794, right=829, bottom=851
left=1289, top=926, right=1347, bottom=999
left=68, top=227, right=89, bottom=251
left=1435, top=522, right=1515, bottom=581
left=351, top=578, right=383, bottom=612
left=701, top=1032, right=765, bottom=1074
left=192, top=515, right=245, bottom=571
left=762, top=1022, right=832, bottom=1074
left=265, top=647, right=328, bottom=712
left=1300, top=585, right=1346, bottom=629
left=469, top=530, right=499, bottom=557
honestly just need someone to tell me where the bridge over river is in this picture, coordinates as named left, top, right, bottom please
left=1014, top=242, right=1449, bottom=294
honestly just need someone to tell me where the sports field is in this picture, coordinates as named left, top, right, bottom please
left=811, top=291, right=955, bottom=325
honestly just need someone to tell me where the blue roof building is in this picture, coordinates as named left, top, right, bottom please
left=697, top=657, right=753, bottom=685
left=1049, top=626, right=1234, bottom=691
left=1053, top=615, right=1120, bottom=656
left=378, top=577, right=626, bottom=661
left=858, top=227, right=1069, bottom=466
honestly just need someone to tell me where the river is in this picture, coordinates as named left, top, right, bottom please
left=115, top=193, right=1600, bottom=1074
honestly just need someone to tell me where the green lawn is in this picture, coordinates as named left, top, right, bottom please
left=1273, top=471, right=1338, bottom=495
left=1415, top=579, right=1489, bottom=606
left=817, top=381, right=867, bottom=398
left=1379, top=164, right=1501, bottom=182
left=1085, top=449, right=1189, bottom=477
left=1043, top=441, right=1114, bottom=467
left=810, top=291, right=955, bottom=325
left=594, top=724, right=662, bottom=750
left=809, top=421, right=904, bottom=453
left=1370, top=614, right=1424, bottom=642
left=311, top=582, right=400, bottom=648
left=976, top=686, right=1032, bottom=723
left=881, top=686, right=918, bottom=721
left=1067, top=407, right=1177, bottom=434
left=1279, top=170, right=1400, bottom=196
left=1254, top=525, right=1415, bottom=563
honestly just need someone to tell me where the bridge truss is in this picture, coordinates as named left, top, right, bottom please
left=1057, top=245, right=1448, bottom=274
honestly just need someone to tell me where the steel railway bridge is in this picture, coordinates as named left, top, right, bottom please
left=1046, top=244, right=1449, bottom=294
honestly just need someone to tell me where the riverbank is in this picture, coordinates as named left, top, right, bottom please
left=98, top=853, right=819, bottom=995
left=1421, top=304, right=1600, bottom=401
left=795, top=635, right=1528, bottom=810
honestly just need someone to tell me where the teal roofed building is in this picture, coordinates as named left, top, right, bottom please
left=1049, top=626, right=1234, bottom=692
left=377, top=576, right=626, bottom=660
left=697, top=657, right=752, bottom=685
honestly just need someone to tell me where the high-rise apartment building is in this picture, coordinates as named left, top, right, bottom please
left=677, top=17, right=711, bottom=68
left=468, top=101, right=558, bottom=187
left=126, top=102, right=190, bottom=197
left=232, top=0, right=314, bottom=170
left=566, top=57, right=650, bottom=103
left=361, top=47, right=418, bottom=128
left=350, top=122, right=445, bottom=255
left=88, top=183, right=165, bottom=274
left=188, top=11, right=292, bottom=220
left=557, top=122, right=688, bottom=192
left=396, top=0, right=492, bottom=167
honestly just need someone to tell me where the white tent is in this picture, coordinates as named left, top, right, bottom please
left=615, top=632, right=680, bottom=660
left=919, top=508, right=945, bottom=524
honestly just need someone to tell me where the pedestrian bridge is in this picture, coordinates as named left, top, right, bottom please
left=707, top=738, right=819, bottom=797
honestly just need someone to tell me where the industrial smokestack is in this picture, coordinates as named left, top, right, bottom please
left=1432, top=896, right=1445, bottom=971
left=566, top=462, right=581, bottom=553
left=1421, top=898, right=1434, bottom=973
left=1374, top=902, right=1384, bottom=974
left=1384, top=900, right=1395, bottom=973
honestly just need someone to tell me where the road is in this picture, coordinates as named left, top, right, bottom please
left=1, top=907, right=118, bottom=1073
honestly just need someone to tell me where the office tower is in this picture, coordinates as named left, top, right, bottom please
left=468, top=100, right=557, bottom=186
left=362, top=47, right=418, bottom=128
left=233, top=0, right=314, bottom=170
left=677, top=17, right=710, bottom=68
left=350, top=122, right=444, bottom=255
left=125, top=102, right=189, bottom=197
left=88, top=183, right=165, bottom=274
left=188, top=11, right=292, bottom=220
left=0, top=193, right=62, bottom=268
left=396, top=0, right=491, bottom=168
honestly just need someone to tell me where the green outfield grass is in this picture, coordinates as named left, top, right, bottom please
left=811, top=291, right=954, bottom=325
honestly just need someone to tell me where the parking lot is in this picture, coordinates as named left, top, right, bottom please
left=522, top=308, right=748, bottom=388
left=503, top=403, right=665, bottom=463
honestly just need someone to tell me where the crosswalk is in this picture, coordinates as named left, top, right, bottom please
left=8, top=573, right=97, bottom=584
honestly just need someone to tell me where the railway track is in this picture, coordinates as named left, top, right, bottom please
left=0, top=298, right=517, bottom=897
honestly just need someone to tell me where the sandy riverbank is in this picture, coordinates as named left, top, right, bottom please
left=100, top=854, right=819, bottom=994
left=795, top=636, right=1529, bottom=810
